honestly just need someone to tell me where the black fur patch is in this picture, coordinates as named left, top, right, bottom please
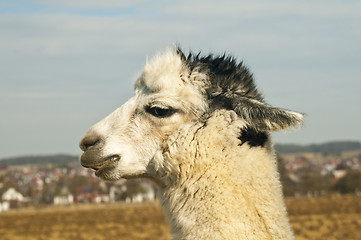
left=177, top=48, right=264, bottom=104
left=238, top=128, right=268, bottom=148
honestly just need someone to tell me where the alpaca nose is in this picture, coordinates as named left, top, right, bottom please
left=79, top=133, right=101, bottom=152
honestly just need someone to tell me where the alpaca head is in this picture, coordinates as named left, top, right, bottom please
left=79, top=47, right=303, bottom=181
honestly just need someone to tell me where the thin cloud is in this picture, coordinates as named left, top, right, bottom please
left=0, top=91, right=84, bottom=100
left=27, top=0, right=149, bottom=10
left=163, top=0, right=361, bottom=19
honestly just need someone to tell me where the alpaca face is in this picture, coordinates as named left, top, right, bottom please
left=79, top=48, right=303, bottom=181
left=79, top=49, right=207, bottom=181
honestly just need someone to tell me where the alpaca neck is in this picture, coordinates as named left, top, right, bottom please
left=158, top=144, right=294, bottom=240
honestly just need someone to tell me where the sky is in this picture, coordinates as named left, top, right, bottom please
left=1, top=0, right=360, bottom=159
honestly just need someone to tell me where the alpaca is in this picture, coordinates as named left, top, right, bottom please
left=79, top=47, right=303, bottom=239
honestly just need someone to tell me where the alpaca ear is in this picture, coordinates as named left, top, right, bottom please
left=233, top=97, right=304, bottom=132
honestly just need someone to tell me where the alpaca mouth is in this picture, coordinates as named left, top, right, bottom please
left=81, top=155, right=121, bottom=172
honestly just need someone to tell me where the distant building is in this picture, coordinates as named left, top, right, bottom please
left=2, top=188, right=24, bottom=201
left=1, top=188, right=24, bottom=210
left=53, top=186, right=74, bottom=205
left=333, top=169, right=347, bottom=179
left=0, top=201, right=9, bottom=212
left=53, top=195, right=74, bottom=205
left=109, top=179, right=156, bottom=203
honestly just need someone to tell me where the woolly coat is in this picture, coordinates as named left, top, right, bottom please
left=157, top=110, right=294, bottom=239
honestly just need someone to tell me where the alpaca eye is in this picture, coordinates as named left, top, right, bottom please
left=146, top=106, right=176, bottom=118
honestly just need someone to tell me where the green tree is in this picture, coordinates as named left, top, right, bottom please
left=334, top=170, right=361, bottom=194
left=277, top=156, right=296, bottom=196
left=298, top=168, right=330, bottom=196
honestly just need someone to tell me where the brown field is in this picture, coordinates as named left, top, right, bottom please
left=286, top=195, right=361, bottom=240
left=1, top=195, right=361, bottom=240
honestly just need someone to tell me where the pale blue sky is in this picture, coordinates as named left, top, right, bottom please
left=1, top=0, right=360, bottom=158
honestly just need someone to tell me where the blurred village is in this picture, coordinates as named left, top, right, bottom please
left=0, top=160, right=157, bottom=212
left=1, top=141, right=361, bottom=213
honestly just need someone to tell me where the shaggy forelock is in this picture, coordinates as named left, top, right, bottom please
left=177, top=48, right=264, bottom=103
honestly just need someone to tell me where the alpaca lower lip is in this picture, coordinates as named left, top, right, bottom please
left=96, top=155, right=120, bottom=169
left=82, top=155, right=120, bottom=171
left=94, top=156, right=120, bottom=177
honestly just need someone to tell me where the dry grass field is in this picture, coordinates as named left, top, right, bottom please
left=1, top=195, right=361, bottom=240
left=286, top=195, right=361, bottom=240
left=0, top=203, right=171, bottom=240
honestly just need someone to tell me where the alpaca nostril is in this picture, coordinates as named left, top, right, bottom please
left=79, top=135, right=101, bottom=152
